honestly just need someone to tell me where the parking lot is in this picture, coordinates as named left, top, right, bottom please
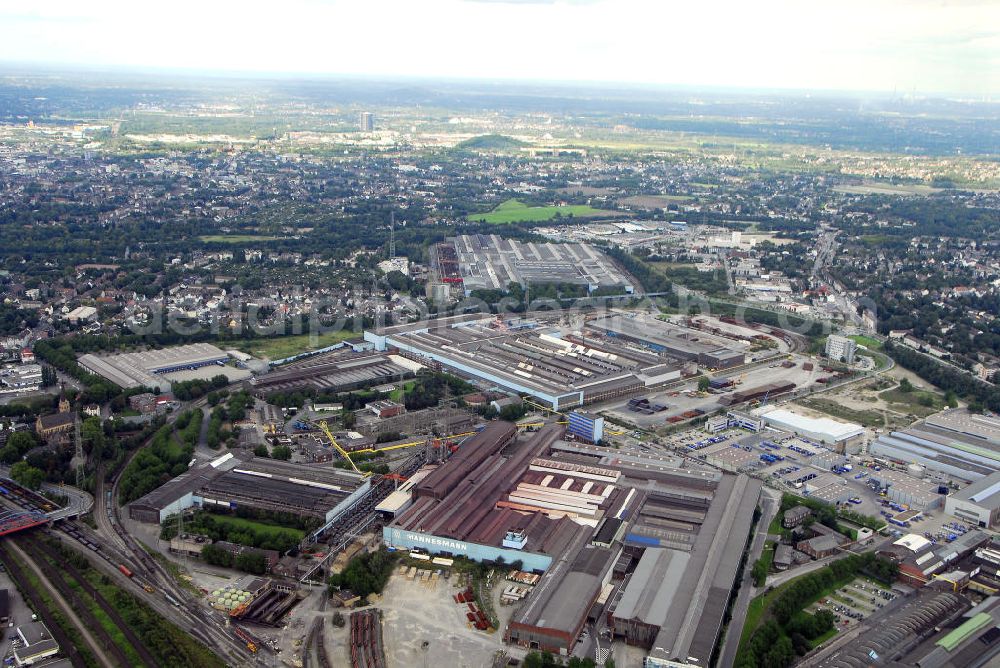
left=807, top=576, right=898, bottom=631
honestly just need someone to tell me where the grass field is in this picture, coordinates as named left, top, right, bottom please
left=234, top=330, right=359, bottom=360
left=848, top=334, right=883, bottom=350
left=206, top=514, right=306, bottom=541
left=879, top=387, right=944, bottom=417
left=199, top=234, right=281, bottom=243
left=466, top=198, right=617, bottom=224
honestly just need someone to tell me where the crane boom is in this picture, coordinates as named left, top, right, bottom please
left=316, top=420, right=368, bottom=476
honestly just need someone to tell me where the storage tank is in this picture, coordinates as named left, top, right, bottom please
left=907, top=463, right=924, bottom=475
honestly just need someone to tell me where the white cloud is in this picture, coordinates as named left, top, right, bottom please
left=0, top=0, right=996, bottom=95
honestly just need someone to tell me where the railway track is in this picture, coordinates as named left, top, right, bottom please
left=0, top=538, right=128, bottom=666
left=0, top=541, right=88, bottom=668
left=19, top=534, right=161, bottom=667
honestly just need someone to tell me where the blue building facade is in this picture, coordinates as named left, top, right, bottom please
left=567, top=411, right=604, bottom=443
left=383, top=527, right=553, bottom=572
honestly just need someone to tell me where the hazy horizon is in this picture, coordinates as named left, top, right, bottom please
left=1, top=0, right=997, bottom=98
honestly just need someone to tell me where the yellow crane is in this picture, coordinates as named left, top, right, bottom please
left=520, top=398, right=625, bottom=435
left=316, top=420, right=370, bottom=477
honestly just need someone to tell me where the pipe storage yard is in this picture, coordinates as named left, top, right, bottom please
left=377, top=418, right=763, bottom=664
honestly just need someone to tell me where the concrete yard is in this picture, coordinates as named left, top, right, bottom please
left=379, top=572, right=504, bottom=668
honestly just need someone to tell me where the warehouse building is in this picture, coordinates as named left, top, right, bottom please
left=127, top=452, right=369, bottom=526
left=366, top=315, right=682, bottom=410
left=610, top=475, right=763, bottom=666
left=869, top=469, right=946, bottom=511
left=448, top=234, right=634, bottom=295
left=587, top=314, right=747, bottom=370
left=758, top=407, right=864, bottom=451
left=870, top=409, right=1000, bottom=482
left=945, top=471, right=1000, bottom=528
left=79, top=342, right=232, bottom=392
left=251, top=349, right=418, bottom=394
left=505, top=545, right=617, bottom=654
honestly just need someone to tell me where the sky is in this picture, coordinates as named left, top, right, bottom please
left=0, top=0, right=997, bottom=96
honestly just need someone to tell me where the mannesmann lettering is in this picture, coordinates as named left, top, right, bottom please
left=405, top=532, right=468, bottom=552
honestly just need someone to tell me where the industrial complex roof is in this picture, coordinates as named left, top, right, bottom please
left=449, top=234, right=633, bottom=293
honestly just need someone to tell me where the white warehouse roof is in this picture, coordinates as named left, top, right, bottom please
left=758, top=407, right=864, bottom=443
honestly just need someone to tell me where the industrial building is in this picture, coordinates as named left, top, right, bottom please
left=386, top=423, right=595, bottom=572
left=12, top=621, right=59, bottom=667
left=945, top=471, right=1000, bottom=528
left=588, top=314, right=747, bottom=370
left=757, top=407, right=864, bottom=451
left=251, top=349, right=420, bottom=394
left=377, top=417, right=762, bottom=663
left=79, top=342, right=232, bottom=392
left=127, top=452, right=369, bottom=527
left=447, top=234, right=634, bottom=295
left=869, top=468, right=946, bottom=511
left=870, top=409, right=1000, bottom=482
left=609, top=475, right=762, bottom=664
left=888, top=595, right=1000, bottom=668
left=366, top=315, right=685, bottom=410
left=812, top=590, right=969, bottom=668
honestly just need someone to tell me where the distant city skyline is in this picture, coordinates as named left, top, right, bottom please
left=0, top=0, right=997, bottom=97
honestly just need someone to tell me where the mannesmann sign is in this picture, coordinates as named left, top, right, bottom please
left=392, top=529, right=468, bottom=553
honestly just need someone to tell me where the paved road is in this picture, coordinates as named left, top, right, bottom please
left=718, top=488, right=780, bottom=668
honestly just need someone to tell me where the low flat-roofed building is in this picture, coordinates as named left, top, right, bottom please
left=870, top=468, right=946, bottom=511
left=758, top=407, right=864, bottom=450
left=946, top=471, right=1000, bottom=528
left=14, top=621, right=59, bottom=666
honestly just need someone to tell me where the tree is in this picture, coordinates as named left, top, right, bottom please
left=271, top=445, right=292, bottom=461
left=253, top=444, right=270, bottom=458
left=11, top=461, right=44, bottom=490
left=81, top=416, right=106, bottom=459
left=898, top=377, right=914, bottom=393
left=697, top=376, right=711, bottom=392
left=341, top=408, right=356, bottom=429
left=1, top=432, right=35, bottom=463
